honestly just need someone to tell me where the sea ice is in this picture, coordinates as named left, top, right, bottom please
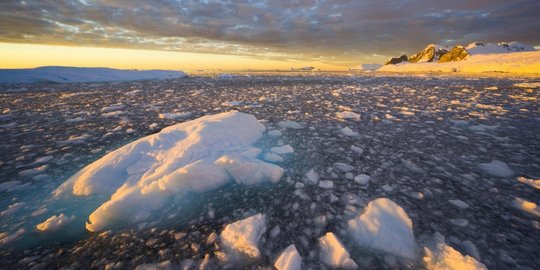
left=277, top=120, right=305, bottom=129
left=341, top=127, right=359, bottom=136
left=36, top=213, right=75, bottom=232
left=271, top=145, right=294, bottom=155
left=423, top=232, right=487, bottom=270
left=274, top=244, right=302, bottom=270
left=318, top=232, right=358, bottom=269
left=304, top=168, right=320, bottom=185
left=512, top=197, right=540, bottom=217
left=478, top=160, right=514, bottom=177
left=347, top=198, right=417, bottom=260
left=158, top=112, right=192, bottom=120
left=220, top=213, right=267, bottom=259
left=336, top=111, right=361, bottom=120
left=54, top=111, right=284, bottom=232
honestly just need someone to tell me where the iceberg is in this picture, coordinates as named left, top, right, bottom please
left=54, top=111, right=284, bottom=232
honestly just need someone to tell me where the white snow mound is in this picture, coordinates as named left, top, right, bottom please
left=347, top=198, right=417, bottom=260
left=54, top=111, right=284, bottom=232
left=274, top=244, right=302, bottom=270
left=423, top=232, right=487, bottom=270
left=319, top=232, right=358, bottom=269
left=220, top=213, right=267, bottom=259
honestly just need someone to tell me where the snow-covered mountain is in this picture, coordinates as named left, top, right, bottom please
left=408, top=44, right=449, bottom=63
left=0, top=66, right=187, bottom=84
left=384, top=41, right=537, bottom=66
left=378, top=50, right=540, bottom=74
left=466, top=42, right=536, bottom=55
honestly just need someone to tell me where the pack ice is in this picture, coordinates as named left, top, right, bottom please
left=53, top=111, right=284, bottom=232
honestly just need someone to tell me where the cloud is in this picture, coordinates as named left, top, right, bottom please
left=1, top=0, right=539, bottom=66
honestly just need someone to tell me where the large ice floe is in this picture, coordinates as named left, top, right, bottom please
left=53, top=111, right=284, bottom=232
left=347, top=198, right=417, bottom=260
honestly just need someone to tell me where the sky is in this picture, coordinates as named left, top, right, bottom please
left=1, top=0, right=540, bottom=71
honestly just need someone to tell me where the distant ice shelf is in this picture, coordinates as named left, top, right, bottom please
left=0, top=66, right=187, bottom=84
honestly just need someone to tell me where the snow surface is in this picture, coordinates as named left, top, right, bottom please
left=274, top=244, right=302, bottom=270
left=54, top=111, right=284, bottom=232
left=423, top=232, right=487, bottom=270
left=220, top=213, right=267, bottom=259
left=0, top=66, right=187, bottom=84
left=318, top=232, right=358, bottom=269
left=378, top=51, right=540, bottom=74
left=465, top=42, right=535, bottom=55
left=36, top=213, right=75, bottom=232
left=347, top=198, right=416, bottom=260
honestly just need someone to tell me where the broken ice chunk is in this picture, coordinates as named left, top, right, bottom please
left=334, top=162, right=355, bottom=173
left=319, top=232, right=358, bottom=269
left=304, top=169, right=320, bottom=185
left=478, top=160, right=514, bottom=178
left=347, top=198, right=417, bottom=260
left=271, top=145, right=294, bottom=155
left=274, top=244, right=302, bottom=270
left=36, top=213, right=75, bottom=232
left=220, top=213, right=267, bottom=259
left=423, top=232, right=487, bottom=270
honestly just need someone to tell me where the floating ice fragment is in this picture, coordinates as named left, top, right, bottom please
left=267, top=129, right=282, bottom=136
left=347, top=198, right=417, bottom=260
left=277, top=120, right=305, bottom=129
left=319, top=232, right=358, bottom=269
left=304, top=169, right=320, bottom=185
left=271, top=145, right=294, bottom=155
left=158, top=112, right=192, bottom=120
left=449, top=199, right=470, bottom=210
left=478, top=160, right=514, bottom=177
left=36, top=213, right=75, bottom=232
left=220, top=213, right=267, bottom=259
left=354, top=174, right=370, bottom=185
left=1, top=202, right=25, bottom=216
left=274, top=244, right=302, bottom=270
left=318, top=180, right=334, bottom=189
left=134, top=260, right=173, bottom=270
left=334, top=162, right=355, bottom=173
left=512, top=197, right=540, bottom=217
left=264, top=152, right=284, bottom=163
left=517, top=177, right=540, bottom=190
left=423, top=232, right=487, bottom=270
left=336, top=111, right=361, bottom=120
left=341, top=127, right=359, bottom=136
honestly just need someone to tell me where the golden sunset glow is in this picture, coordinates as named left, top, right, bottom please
left=0, top=43, right=344, bottom=71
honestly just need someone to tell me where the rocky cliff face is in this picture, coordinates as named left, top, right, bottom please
left=408, top=44, right=448, bottom=63
left=385, top=55, right=408, bottom=65
left=438, top=46, right=469, bottom=62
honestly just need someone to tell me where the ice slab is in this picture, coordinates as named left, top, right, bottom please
left=54, top=111, right=284, bottom=232
left=274, top=244, right=302, bottom=270
left=347, top=198, right=417, bottom=260
left=478, top=160, right=514, bottom=177
left=220, top=213, right=267, bottom=259
left=318, top=232, right=358, bottom=269
left=36, top=213, right=75, bottom=232
left=423, top=232, right=487, bottom=270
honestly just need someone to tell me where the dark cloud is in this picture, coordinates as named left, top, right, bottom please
left=1, top=0, right=539, bottom=65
